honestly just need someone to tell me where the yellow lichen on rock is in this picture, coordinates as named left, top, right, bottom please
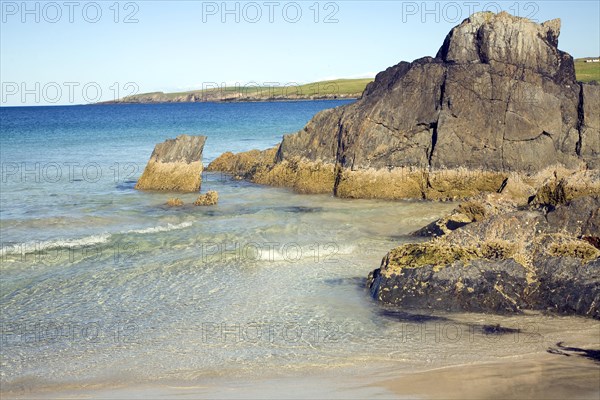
left=208, top=145, right=600, bottom=204
left=532, top=169, right=600, bottom=206
left=206, top=151, right=237, bottom=173
left=479, top=239, right=519, bottom=259
left=382, top=241, right=483, bottom=276
left=208, top=149, right=335, bottom=194
left=334, top=168, right=424, bottom=199
left=254, top=159, right=336, bottom=194
left=548, top=238, right=600, bottom=262
left=425, top=169, right=508, bottom=200
left=136, top=160, right=203, bottom=192
left=382, top=237, right=524, bottom=278
left=334, top=167, right=512, bottom=201
left=457, top=201, right=487, bottom=222
left=194, top=191, right=219, bottom=206
left=206, top=147, right=278, bottom=177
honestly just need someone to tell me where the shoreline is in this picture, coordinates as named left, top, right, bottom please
left=96, top=96, right=360, bottom=105
left=4, top=351, right=598, bottom=399
left=379, top=352, right=600, bottom=400
left=3, top=310, right=598, bottom=399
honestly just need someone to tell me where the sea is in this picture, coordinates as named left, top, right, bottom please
left=1, top=101, right=598, bottom=397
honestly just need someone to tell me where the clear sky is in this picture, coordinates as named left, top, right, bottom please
left=1, top=0, right=599, bottom=106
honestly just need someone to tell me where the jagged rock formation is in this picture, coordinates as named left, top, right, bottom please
left=367, top=196, right=600, bottom=318
left=208, top=12, right=600, bottom=200
left=136, top=135, right=206, bottom=192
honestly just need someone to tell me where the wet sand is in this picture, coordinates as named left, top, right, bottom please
left=380, top=353, right=600, bottom=400
left=5, top=351, right=599, bottom=400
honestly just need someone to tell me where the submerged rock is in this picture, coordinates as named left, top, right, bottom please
left=166, top=197, right=184, bottom=207
left=194, top=191, right=219, bottom=206
left=136, top=135, right=206, bottom=192
left=208, top=12, right=599, bottom=200
left=368, top=197, right=600, bottom=318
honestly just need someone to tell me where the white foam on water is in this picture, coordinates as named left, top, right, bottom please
left=0, top=233, right=112, bottom=256
left=1, top=222, right=195, bottom=257
left=126, top=221, right=193, bottom=235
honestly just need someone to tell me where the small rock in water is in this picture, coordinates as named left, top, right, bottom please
left=166, top=198, right=184, bottom=207
left=194, top=191, right=218, bottom=206
left=136, top=134, right=206, bottom=192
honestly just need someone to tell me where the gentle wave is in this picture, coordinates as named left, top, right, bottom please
left=1, top=222, right=193, bottom=256
left=0, top=233, right=111, bottom=256
left=126, top=221, right=193, bottom=234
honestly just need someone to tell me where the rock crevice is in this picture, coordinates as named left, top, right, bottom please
left=576, top=82, right=585, bottom=156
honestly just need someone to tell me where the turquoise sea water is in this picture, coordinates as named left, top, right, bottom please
left=1, top=101, right=598, bottom=395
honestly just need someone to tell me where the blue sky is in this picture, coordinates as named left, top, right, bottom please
left=1, top=1, right=599, bottom=106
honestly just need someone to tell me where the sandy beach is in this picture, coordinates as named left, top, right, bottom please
left=381, top=353, right=600, bottom=400
left=5, top=351, right=598, bottom=400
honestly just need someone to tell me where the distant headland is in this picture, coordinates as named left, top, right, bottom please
left=100, top=58, right=598, bottom=105
left=98, top=79, right=373, bottom=104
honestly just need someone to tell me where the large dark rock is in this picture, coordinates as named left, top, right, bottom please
left=545, top=195, right=600, bottom=237
left=209, top=12, right=600, bottom=200
left=367, top=197, right=600, bottom=318
left=368, top=258, right=530, bottom=313
left=535, top=257, right=600, bottom=318
left=286, top=12, right=595, bottom=172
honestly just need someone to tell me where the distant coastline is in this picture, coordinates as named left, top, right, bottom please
left=98, top=78, right=373, bottom=105
left=97, top=95, right=361, bottom=105
left=100, top=59, right=598, bottom=105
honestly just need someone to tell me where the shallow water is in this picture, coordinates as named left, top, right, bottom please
left=1, top=103, right=599, bottom=395
left=1, top=176, right=458, bottom=389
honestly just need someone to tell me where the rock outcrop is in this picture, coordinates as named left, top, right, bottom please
left=413, top=168, right=600, bottom=237
left=367, top=196, right=600, bottom=318
left=208, top=12, right=600, bottom=200
left=136, top=135, right=206, bottom=192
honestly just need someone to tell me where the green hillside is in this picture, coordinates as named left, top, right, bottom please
left=575, top=58, right=600, bottom=83
left=110, top=59, right=598, bottom=104
left=111, top=78, right=374, bottom=103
